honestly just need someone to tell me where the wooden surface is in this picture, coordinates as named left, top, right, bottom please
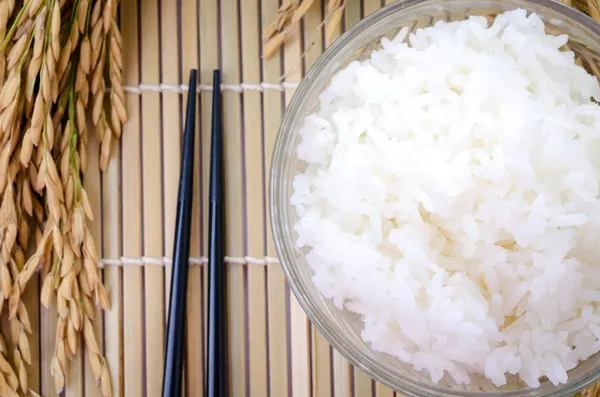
left=16, top=0, right=600, bottom=396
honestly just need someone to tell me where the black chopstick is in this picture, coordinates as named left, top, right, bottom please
left=162, top=69, right=197, bottom=397
left=206, top=69, right=226, bottom=397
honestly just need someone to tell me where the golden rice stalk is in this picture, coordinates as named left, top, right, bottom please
left=0, top=0, right=125, bottom=395
left=42, top=31, right=112, bottom=391
left=0, top=2, right=11, bottom=38
left=588, top=0, right=600, bottom=21
left=263, top=0, right=315, bottom=59
left=80, top=227, right=111, bottom=396
left=47, top=108, right=110, bottom=392
left=325, top=0, right=345, bottom=46
left=0, top=186, right=20, bottom=397
left=92, top=3, right=124, bottom=171
left=0, top=148, right=34, bottom=397
left=573, top=0, right=591, bottom=14
left=5, top=223, right=37, bottom=397
left=48, top=190, right=112, bottom=395
left=263, top=0, right=348, bottom=59
left=0, top=351, right=19, bottom=397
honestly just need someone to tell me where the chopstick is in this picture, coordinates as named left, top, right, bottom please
left=162, top=69, right=197, bottom=397
left=206, top=69, right=226, bottom=397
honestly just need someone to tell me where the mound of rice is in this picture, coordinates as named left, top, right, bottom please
left=291, top=9, right=600, bottom=387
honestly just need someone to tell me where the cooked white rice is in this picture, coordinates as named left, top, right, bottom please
left=291, top=9, right=600, bottom=388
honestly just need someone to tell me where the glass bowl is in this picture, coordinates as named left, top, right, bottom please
left=270, top=1, right=600, bottom=396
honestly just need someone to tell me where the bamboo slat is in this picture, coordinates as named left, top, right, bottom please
left=346, top=0, right=363, bottom=28
left=241, top=1, right=269, bottom=397
left=121, top=0, right=143, bottom=395
left=312, top=329, right=333, bottom=397
left=377, top=382, right=396, bottom=397
left=102, top=101, right=123, bottom=397
left=159, top=0, right=183, bottom=390
left=221, top=1, right=247, bottom=397
left=140, top=0, right=164, bottom=394
left=304, top=0, right=324, bottom=72
left=284, top=18, right=312, bottom=397
left=84, top=123, right=104, bottom=397
left=17, top=1, right=600, bottom=397
left=182, top=0, right=203, bottom=394
left=199, top=3, right=219, bottom=395
left=303, top=4, right=336, bottom=397
left=261, top=0, right=291, bottom=395
left=364, top=0, right=381, bottom=16
left=355, top=368, right=374, bottom=397
left=160, top=0, right=182, bottom=322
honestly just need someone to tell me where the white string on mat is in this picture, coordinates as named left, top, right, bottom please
left=99, top=256, right=280, bottom=268
left=122, top=81, right=300, bottom=95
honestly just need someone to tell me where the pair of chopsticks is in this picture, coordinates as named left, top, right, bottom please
left=162, top=70, right=226, bottom=397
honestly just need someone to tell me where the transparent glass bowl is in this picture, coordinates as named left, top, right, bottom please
left=270, top=1, right=600, bottom=396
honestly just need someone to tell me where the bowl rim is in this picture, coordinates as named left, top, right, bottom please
left=269, top=1, right=600, bottom=395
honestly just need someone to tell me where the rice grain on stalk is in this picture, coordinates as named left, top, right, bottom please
left=0, top=0, right=125, bottom=395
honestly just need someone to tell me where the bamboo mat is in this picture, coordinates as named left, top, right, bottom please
left=15, top=0, right=600, bottom=396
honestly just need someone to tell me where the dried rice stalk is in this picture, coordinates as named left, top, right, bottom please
left=0, top=186, right=22, bottom=397
left=325, top=0, right=344, bottom=45
left=263, top=0, right=345, bottom=59
left=263, top=0, right=315, bottom=59
left=588, top=0, right=600, bottom=21
left=0, top=0, right=125, bottom=395
left=0, top=6, right=42, bottom=395
left=3, top=180, right=37, bottom=396
left=88, top=0, right=124, bottom=172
